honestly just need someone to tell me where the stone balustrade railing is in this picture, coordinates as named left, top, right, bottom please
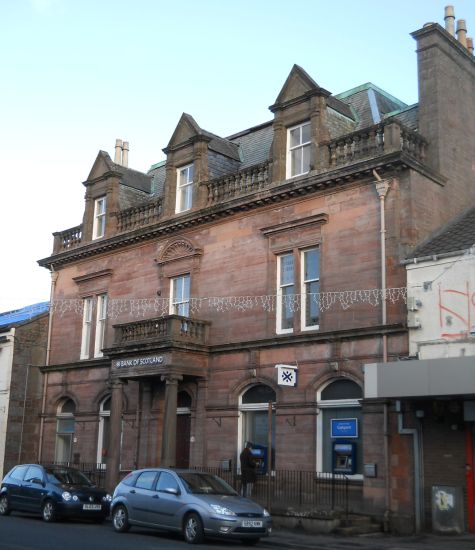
left=114, top=315, right=210, bottom=346
left=115, top=198, right=162, bottom=233
left=204, top=162, right=270, bottom=206
left=53, top=225, right=82, bottom=253
left=327, top=121, right=427, bottom=167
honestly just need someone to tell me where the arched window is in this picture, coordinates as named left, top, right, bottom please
left=97, top=396, right=111, bottom=465
left=317, top=379, right=363, bottom=476
left=55, top=398, right=76, bottom=463
left=239, top=384, right=276, bottom=472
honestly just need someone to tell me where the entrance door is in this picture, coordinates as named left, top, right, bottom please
left=176, top=414, right=191, bottom=468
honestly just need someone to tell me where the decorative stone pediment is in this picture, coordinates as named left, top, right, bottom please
left=164, top=113, right=210, bottom=153
left=270, top=64, right=331, bottom=112
left=156, top=238, right=203, bottom=266
left=85, top=151, right=117, bottom=183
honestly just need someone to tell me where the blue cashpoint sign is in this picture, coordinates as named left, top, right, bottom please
left=331, top=418, right=358, bottom=438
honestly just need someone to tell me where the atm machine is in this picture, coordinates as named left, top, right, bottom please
left=332, top=441, right=356, bottom=475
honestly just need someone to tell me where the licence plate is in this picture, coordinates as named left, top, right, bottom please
left=242, top=520, right=263, bottom=528
left=83, top=504, right=102, bottom=511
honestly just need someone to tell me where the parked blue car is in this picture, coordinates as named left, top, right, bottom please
left=0, top=464, right=111, bottom=522
left=111, top=468, right=272, bottom=544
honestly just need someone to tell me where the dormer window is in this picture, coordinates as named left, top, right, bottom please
left=92, top=196, right=107, bottom=239
left=176, top=164, right=194, bottom=213
left=287, top=122, right=311, bottom=178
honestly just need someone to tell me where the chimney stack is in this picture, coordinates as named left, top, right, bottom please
left=456, top=19, right=468, bottom=48
left=444, top=5, right=455, bottom=36
left=122, top=141, right=129, bottom=167
left=114, top=139, right=123, bottom=164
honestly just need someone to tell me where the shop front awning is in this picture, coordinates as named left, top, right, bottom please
left=364, top=356, right=475, bottom=399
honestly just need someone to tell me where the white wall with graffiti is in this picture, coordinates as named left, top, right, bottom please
left=406, top=249, right=475, bottom=359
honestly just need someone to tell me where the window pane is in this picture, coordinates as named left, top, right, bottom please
left=135, top=471, right=157, bottom=490
left=302, top=143, right=310, bottom=173
left=157, top=472, right=179, bottom=492
left=291, top=148, right=302, bottom=176
left=280, top=254, right=294, bottom=285
left=282, top=286, right=294, bottom=329
left=58, top=418, right=75, bottom=433
left=61, top=399, right=76, bottom=414
left=301, top=123, right=311, bottom=143
left=289, top=127, right=300, bottom=148
left=242, top=384, right=276, bottom=404
left=321, top=379, right=363, bottom=400
left=306, top=281, right=319, bottom=325
left=304, top=249, right=320, bottom=280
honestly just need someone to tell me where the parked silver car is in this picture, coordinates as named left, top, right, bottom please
left=111, top=468, right=272, bottom=544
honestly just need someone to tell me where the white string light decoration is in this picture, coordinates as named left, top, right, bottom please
left=47, top=287, right=407, bottom=319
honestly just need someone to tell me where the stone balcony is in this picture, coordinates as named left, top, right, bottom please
left=112, top=315, right=210, bottom=349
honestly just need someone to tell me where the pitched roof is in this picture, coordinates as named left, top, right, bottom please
left=0, top=301, right=49, bottom=329
left=408, top=204, right=475, bottom=259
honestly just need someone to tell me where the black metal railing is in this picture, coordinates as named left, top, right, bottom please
left=54, top=462, right=349, bottom=516
left=193, top=467, right=349, bottom=516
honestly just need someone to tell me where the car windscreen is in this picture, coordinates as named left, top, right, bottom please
left=178, top=472, right=237, bottom=495
left=46, top=467, right=93, bottom=486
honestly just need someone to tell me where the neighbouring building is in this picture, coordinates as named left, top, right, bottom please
left=0, top=302, right=49, bottom=477
left=37, top=6, right=474, bottom=533
left=365, top=203, right=475, bottom=534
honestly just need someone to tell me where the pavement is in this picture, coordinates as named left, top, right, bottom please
left=262, top=527, right=475, bottom=549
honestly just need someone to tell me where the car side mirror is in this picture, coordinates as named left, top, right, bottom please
left=163, top=487, right=180, bottom=496
left=32, top=478, right=44, bottom=486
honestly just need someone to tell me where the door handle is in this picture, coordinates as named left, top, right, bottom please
left=129, top=489, right=136, bottom=494
left=152, top=494, right=159, bottom=499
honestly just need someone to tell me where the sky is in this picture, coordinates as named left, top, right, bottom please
left=1, top=0, right=474, bottom=313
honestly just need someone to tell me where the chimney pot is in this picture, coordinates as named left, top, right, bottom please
left=444, top=5, right=456, bottom=36
left=467, top=37, right=474, bottom=55
left=456, top=19, right=468, bottom=48
left=114, top=139, right=123, bottom=164
left=122, top=141, right=129, bottom=167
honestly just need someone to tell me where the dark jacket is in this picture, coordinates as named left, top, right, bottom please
left=240, top=447, right=257, bottom=483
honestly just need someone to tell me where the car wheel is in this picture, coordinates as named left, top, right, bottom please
left=0, top=494, right=11, bottom=516
left=112, top=505, right=130, bottom=533
left=42, top=500, right=57, bottom=522
left=242, top=538, right=260, bottom=546
left=183, top=512, right=205, bottom=544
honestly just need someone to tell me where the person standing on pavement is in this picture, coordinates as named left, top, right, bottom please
left=240, top=441, right=257, bottom=497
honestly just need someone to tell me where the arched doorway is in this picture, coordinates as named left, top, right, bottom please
left=239, top=384, right=276, bottom=472
left=176, top=390, right=192, bottom=468
left=316, top=378, right=363, bottom=476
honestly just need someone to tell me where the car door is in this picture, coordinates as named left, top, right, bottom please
left=125, top=470, right=158, bottom=525
left=4, top=465, right=28, bottom=510
left=22, top=465, right=46, bottom=512
left=147, top=471, right=184, bottom=529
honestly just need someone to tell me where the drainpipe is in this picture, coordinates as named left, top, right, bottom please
left=374, top=170, right=391, bottom=531
left=397, top=400, right=422, bottom=532
left=38, top=267, right=58, bottom=462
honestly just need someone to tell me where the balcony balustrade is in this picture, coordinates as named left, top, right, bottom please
left=113, top=315, right=210, bottom=348
left=205, top=161, right=270, bottom=205
left=53, top=225, right=82, bottom=253
left=327, top=121, right=426, bottom=168
left=114, top=198, right=162, bottom=233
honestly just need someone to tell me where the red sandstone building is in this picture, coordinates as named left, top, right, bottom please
left=38, top=8, right=474, bottom=533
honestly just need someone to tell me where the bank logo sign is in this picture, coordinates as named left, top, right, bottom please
left=275, top=364, right=298, bottom=387
left=113, top=355, right=165, bottom=369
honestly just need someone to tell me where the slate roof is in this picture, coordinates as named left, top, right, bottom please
left=408, top=204, right=475, bottom=259
left=0, top=301, right=49, bottom=329
left=146, top=79, right=414, bottom=197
